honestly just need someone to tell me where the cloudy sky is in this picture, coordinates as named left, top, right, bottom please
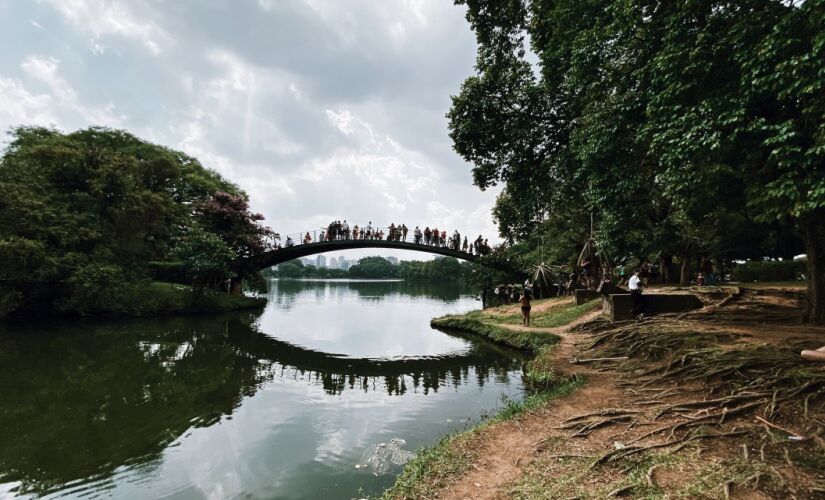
left=0, top=0, right=501, bottom=262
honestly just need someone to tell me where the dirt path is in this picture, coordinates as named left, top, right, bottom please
left=442, top=323, right=615, bottom=500
left=423, top=287, right=824, bottom=499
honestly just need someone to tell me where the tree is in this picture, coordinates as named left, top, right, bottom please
left=173, top=227, right=235, bottom=287
left=449, top=0, right=825, bottom=322
left=348, top=257, right=398, bottom=279
left=0, top=126, right=272, bottom=316
left=196, top=191, right=273, bottom=277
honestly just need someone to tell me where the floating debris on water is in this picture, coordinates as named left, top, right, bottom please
left=359, top=438, right=416, bottom=475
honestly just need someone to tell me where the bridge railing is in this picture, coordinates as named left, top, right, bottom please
left=271, top=226, right=485, bottom=255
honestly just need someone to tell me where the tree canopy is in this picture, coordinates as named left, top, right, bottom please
left=0, top=127, right=272, bottom=317
left=449, top=0, right=825, bottom=322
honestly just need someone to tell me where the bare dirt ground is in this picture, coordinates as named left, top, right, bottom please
left=434, top=286, right=825, bottom=499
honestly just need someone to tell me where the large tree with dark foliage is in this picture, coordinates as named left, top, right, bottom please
left=0, top=127, right=272, bottom=316
left=449, top=0, right=824, bottom=322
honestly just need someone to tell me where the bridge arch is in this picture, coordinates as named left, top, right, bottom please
left=243, top=228, right=521, bottom=275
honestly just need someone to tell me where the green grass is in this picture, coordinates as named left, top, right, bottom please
left=462, top=299, right=601, bottom=328
left=430, top=316, right=560, bottom=351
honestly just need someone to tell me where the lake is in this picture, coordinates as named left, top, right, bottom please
left=0, top=279, right=529, bottom=499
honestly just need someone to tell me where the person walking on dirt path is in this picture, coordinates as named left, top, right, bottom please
left=520, top=287, right=532, bottom=326
left=628, top=269, right=646, bottom=320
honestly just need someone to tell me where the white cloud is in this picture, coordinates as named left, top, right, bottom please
left=13, top=55, right=125, bottom=130
left=3, top=1, right=499, bottom=257
left=0, top=77, right=58, bottom=131
left=21, top=55, right=75, bottom=103
left=39, top=0, right=167, bottom=54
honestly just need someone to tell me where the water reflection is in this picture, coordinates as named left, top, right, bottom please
left=0, top=281, right=525, bottom=499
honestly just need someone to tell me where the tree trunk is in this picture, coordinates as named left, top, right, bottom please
left=661, top=255, right=672, bottom=283
left=680, top=256, right=690, bottom=286
left=802, top=210, right=825, bottom=324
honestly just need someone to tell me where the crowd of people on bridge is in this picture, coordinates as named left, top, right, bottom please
left=279, top=220, right=493, bottom=256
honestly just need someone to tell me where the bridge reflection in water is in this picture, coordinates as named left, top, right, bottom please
left=0, top=287, right=526, bottom=498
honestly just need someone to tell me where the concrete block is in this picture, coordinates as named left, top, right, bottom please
left=604, top=293, right=703, bottom=321
left=574, top=289, right=602, bottom=305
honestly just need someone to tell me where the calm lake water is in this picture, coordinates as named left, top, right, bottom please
left=0, top=280, right=529, bottom=499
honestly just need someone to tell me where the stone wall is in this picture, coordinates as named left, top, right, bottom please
left=603, top=293, right=703, bottom=321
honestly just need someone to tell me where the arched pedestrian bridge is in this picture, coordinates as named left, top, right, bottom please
left=245, top=227, right=520, bottom=274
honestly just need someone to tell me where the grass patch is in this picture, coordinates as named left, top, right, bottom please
left=382, top=427, right=484, bottom=500
left=431, top=316, right=560, bottom=351
left=463, top=299, right=601, bottom=328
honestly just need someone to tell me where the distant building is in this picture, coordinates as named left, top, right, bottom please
left=338, top=257, right=349, bottom=270
left=330, top=257, right=338, bottom=269
left=386, top=256, right=399, bottom=265
left=316, top=255, right=327, bottom=268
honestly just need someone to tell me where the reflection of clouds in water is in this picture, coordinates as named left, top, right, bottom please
left=0, top=281, right=520, bottom=500
left=259, top=279, right=478, bottom=359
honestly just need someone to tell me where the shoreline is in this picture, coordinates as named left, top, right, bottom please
left=384, top=297, right=592, bottom=499
left=1, top=282, right=266, bottom=320
left=384, top=286, right=825, bottom=499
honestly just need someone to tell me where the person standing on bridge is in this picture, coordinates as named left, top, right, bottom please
left=424, top=227, right=431, bottom=245
left=304, top=232, right=312, bottom=244
left=402, top=224, right=408, bottom=242
left=342, top=220, right=350, bottom=239
left=366, top=221, right=373, bottom=239
left=462, top=237, right=468, bottom=252
left=352, top=224, right=359, bottom=240
left=414, top=226, right=422, bottom=244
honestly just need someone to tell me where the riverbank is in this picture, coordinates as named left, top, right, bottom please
left=385, top=296, right=598, bottom=499
left=385, top=287, right=825, bottom=498
left=12, top=282, right=267, bottom=319
left=131, top=282, right=267, bottom=316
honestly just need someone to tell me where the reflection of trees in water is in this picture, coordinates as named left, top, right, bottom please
left=0, top=312, right=524, bottom=496
left=268, top=279, right=472, bottom=311
left=266, top=279, right=471, bottom=308
left=0, top=314, right=267, bottom=497
left=228, top=317, right=527, bottom=396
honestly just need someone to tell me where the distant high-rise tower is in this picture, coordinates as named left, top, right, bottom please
left=386, top=256, right=399, bottom=265
left=330, top=257, right=338, bottom=269
left=316, top=255, right=327, bottom=268
left=338, top=257, right=348, bottom=270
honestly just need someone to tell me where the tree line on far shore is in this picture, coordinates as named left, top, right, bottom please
left=265, top=256, right=474, bottom=281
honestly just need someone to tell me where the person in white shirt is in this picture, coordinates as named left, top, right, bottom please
left=628, top=270, right=645, bottom=320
